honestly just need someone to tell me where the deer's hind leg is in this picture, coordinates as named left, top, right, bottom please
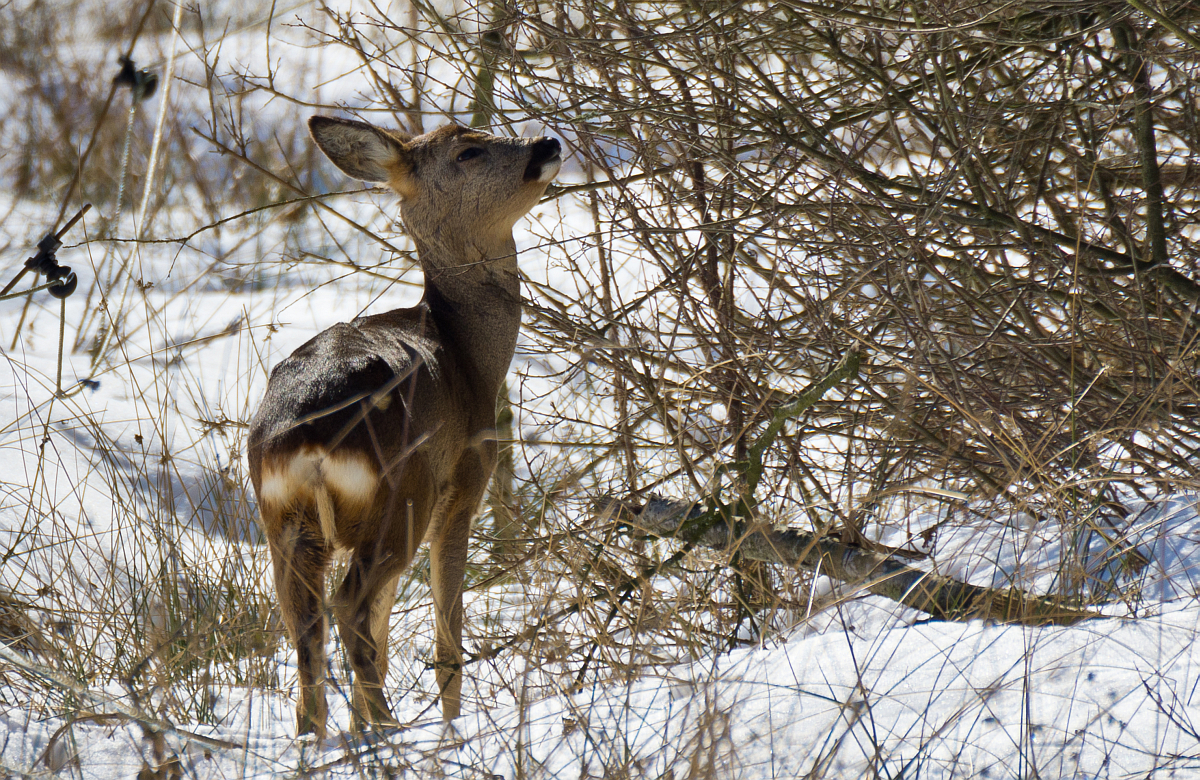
left=335, top=565, right=402, bottom=733
left=266, top=509, right=332, bottom=740
left=333, top=492, right=417, bottom=733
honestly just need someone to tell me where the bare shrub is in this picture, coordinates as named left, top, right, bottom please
left=293, top=0, right=1200, bottom=679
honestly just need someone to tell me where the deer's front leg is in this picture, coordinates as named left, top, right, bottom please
left=429, top=448, right=492, bottom=720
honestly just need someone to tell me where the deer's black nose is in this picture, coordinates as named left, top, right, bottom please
left=524, top=137, right=562, bottom=182
left=530, top=137, right=561, bottom=165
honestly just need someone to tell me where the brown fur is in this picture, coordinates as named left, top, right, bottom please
left=248, top=115, right=561, bottom=738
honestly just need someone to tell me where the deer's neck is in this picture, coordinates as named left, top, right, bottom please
left=416, top=234, right=522, bottom=396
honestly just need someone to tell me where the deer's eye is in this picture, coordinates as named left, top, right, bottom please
left=457, top=147, right=484, bottom=162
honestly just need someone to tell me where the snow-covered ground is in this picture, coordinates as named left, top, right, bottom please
left=5, top=544, right=1200, bottom=777
left=1, top=2, right=1200, bottom=778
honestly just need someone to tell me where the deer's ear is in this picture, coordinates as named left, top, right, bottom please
left=309, top=116, right=412, bottom=184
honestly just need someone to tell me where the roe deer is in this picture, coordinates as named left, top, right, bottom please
left=248, top=116, right=561, bottom=738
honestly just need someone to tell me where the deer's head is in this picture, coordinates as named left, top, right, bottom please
left=309, top=116, right=561, bottom=257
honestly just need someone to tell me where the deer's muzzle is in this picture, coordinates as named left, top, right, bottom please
left=524, top=138, right=562, bottom=183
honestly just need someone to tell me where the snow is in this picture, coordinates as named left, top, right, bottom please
left=7, top=586, right=1200, bottom=777
left=1, top=3, right=1200, bottom=778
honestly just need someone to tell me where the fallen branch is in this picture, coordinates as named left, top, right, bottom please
left=600, top=497, right=1100, bottom=627
left=599, top=348, right=1097, bottom=627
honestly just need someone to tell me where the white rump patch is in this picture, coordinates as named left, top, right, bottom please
left=259, top=447, right=379, bottom=547
left=321, top=452, right=379, bottom=508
